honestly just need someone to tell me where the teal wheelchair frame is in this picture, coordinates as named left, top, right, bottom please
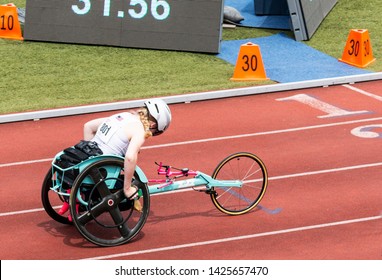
left=41, top=151, right=268, bottom=247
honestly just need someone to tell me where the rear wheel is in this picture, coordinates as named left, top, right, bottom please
left=69, top=158, right=150, bottom=247
left=41, top=169, right=72, bottom=225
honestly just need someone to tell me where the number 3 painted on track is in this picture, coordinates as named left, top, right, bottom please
left=351, top=125, right=382, bottom=138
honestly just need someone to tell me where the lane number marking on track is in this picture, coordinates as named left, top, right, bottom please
left=277, top=87, right=382, bottom=140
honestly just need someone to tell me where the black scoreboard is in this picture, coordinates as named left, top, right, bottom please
left=24, top=0, right=224, bottom=53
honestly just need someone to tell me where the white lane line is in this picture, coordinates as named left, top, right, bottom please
left=82, top=215, right=382, bottom=260
left=2, top=116, right=382, bottom=168
left=343, top=84, right=382, bottom=102
left=269, top=161, right=382, bottom=181
left=1, top=161, right=382, bottom=218
left=142, top=116, right=382, bottom=150
left=0, top=207, right=46, bottom=217
left=0, top=158, right=53, bottom=168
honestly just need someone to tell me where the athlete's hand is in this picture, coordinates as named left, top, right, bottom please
left=124, top=185, right=138, bottom=200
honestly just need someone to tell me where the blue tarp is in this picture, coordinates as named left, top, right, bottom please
left=217, top=33, right=370, bottom=83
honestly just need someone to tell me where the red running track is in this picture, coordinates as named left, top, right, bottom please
left=1, top=80, right=382, bottom=260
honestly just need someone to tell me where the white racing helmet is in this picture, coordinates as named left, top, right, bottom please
left=144, top=98, right=172, bottom=136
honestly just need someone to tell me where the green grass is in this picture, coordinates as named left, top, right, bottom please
left=0, top=0, right=380, bottom=114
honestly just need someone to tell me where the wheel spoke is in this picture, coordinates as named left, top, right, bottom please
left=210, top=152, right=268, bottom=215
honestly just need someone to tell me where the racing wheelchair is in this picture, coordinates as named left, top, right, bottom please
left=41, top=142, right=268, bottom=247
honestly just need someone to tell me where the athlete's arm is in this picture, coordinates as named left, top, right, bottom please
left=123, top=122, right=146, bottom=199
left=83, top=118, right=107, bottom=140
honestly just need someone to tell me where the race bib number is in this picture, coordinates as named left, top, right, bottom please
left=97, top=120, right=119, bottom=143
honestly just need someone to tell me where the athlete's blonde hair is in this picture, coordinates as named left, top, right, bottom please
left=137, top=108, right=153, bottom=139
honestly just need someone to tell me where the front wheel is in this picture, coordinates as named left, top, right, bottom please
left=210, top=152, right=268, bottom=215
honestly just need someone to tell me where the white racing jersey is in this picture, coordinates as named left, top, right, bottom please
left=92, top=112, right=139, bottom=156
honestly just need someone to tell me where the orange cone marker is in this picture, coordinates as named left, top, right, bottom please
left=339, top=29, right=375, bottom=68
left=231, top=42, right=269, bottom=81
left=0, top=3, right=23, bottom=40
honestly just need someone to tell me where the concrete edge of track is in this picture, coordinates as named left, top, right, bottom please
left=1, top=72, right=382, bottom=124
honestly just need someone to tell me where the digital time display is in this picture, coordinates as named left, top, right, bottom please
left=24, top=0, right=224, bottom=53
left=71, top=0, right=170, bottom=20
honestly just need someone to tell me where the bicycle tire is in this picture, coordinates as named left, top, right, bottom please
left=210, top=152, right=268, bottom=215
left=69, top=157, right=150, bottom=247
